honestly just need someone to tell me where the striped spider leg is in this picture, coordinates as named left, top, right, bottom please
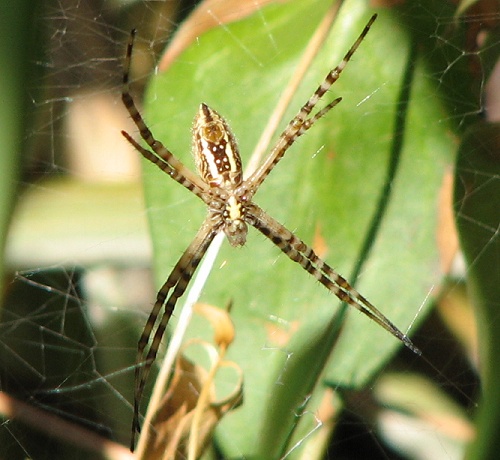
left=122, top=13, right=420, bottom=451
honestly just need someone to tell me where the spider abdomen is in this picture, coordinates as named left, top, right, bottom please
left=193, top=103, right=243, bottom=188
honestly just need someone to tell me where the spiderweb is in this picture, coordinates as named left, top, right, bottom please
left=1, top=0, right=498, bottom=458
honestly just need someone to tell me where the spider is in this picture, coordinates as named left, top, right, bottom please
left=122, top=13, right=420, bottom=450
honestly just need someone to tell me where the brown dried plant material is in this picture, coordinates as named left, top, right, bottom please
left=194, top=302, right=235, bottom=348
left=139, top=304, right=243, bottom=460
left=437, top=282, right=479, bottom=368
left=437, top=169, right=459, bottom=275
left=158, top=0, right=285, bottom=71
left=312, top=222, right=329, bottom=260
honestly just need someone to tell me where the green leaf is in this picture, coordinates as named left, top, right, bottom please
left=0, top=2, right=40, bottom=278
left=454, top=122, right=500, bottom=460
left=139, top=0, right=455, bottom=456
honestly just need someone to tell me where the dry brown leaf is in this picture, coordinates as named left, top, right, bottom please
left=138, top=304, right=242, bottom=460
left=437, top=282, right=479, bottom=367
left=265, top=319, right=300, bottom=347
left=313, top=222, right=329, bottom=260
left=158, top=0, right=287, bottom=71
left=437, top=168, right=459, bottom=274
left=194, top=302, right=235, bottom=347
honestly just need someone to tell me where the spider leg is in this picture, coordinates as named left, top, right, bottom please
left=122, top=29, right=208, bottom=196
left=247, top=203, right=421, bottom=355
left=131, top=216, right=219, bottom=450
left=247, top=14, right=377, bottom=192
left=122, top=130, right=206, bottom=199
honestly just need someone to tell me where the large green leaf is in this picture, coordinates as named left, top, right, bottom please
left=138, top=0, right=455, bottom=456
